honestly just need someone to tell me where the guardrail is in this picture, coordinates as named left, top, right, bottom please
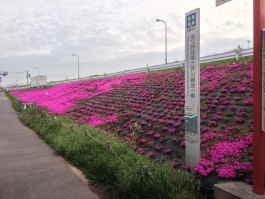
left=3, top=82, right=28, bottom=87
left=4, top=48, right=253, bottom=91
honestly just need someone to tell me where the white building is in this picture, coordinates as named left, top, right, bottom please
left=30, top=76, right=47, bottom=87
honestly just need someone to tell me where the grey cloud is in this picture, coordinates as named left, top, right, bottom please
left=0, top=0, right=253, bottom=86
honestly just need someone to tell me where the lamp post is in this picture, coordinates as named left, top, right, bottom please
left=156, top=19, right=167, bottom=64
left=34, top=67, right=39, bottom=86
left=247, top=40, right=250, bottom=48
left=72, top=54, right=80, bottom=79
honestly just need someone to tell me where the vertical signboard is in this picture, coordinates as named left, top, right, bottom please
left=185, top=8, right=200, bottom=167
left=262, top=29, right=265, bottom=131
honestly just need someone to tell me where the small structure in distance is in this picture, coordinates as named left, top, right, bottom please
left=30, top=76, right=47, bottom=87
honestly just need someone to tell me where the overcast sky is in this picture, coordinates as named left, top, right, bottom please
left=0, top=0, right=252, bottom=86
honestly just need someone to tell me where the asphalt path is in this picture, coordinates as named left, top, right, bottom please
left=0, top=91, right=100, bottom=199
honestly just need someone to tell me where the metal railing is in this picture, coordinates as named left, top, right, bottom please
left=4, top=48, right=253, bottom=90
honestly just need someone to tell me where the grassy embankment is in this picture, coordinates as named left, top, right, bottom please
left=5, top=91, right=201, bottom=199
left=156, top=56, right=253, bottom=73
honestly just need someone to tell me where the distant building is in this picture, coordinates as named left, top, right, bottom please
left=30, top=76, right=47, bottom=87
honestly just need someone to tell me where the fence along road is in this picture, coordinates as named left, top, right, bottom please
left=0, top=92, right=100, bottom=199
left=4, top=48, right=253, bottom=90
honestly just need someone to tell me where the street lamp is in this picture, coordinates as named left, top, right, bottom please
left=72, top=54, right=80, bottom=79
left=247, top=40, right=250, bottom=48
left=156, top=19, right=167, bottom=64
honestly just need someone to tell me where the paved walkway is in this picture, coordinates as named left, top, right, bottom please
left=0, top=92, right=100, bottom=199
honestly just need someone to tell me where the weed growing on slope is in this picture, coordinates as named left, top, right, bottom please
left=5, top=91, right=21, bottom=112
left=17, top=106, right=200, bottom=199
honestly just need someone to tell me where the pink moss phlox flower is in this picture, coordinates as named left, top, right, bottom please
left=238, top=87, right=246, bottom=92
left=171, top=162, right=177, bottom=167
left=153, top=134, right=161, bottom=139
left=147, top=151, right=155, bottom=157
left=165, top=115, right=172, bottom=119
left=216, top=111, right=222, bottom=115
left=244, top=98, right=253, bottom=105
left=147, top=131, right=154, bottom=136
left=140, top=138, right=147, bottom=143
left=221, top=89, right=228, bottom=93
left=147, top=123, right=152, bottom=127
left=152, top=118, right=158, bottom=122
left=213, top=115, right=221, bottom=121
left=207, top=141, right=251, bottom=177
left=141, top=121, right=146, bottom=125
left=234, top=97, right=242, bottom=101
left=236, top=117, right=245, bottom=123
left=205, top=65, right=215, bottom=70
left=202, top=115, right=207, bottom=119
left=161, top=126, right=168, bottom=131
left=179, top=131, right=184, bottom=135
left=230, top=105, right=236, bottom=110
left=217, top=165, right=236, bottom=178
left=194, top=159, right=214, bottom=177
left=234, top=161, right=253, bottom=171
left=159, top=119, right=165, bottom=123
left=137, top=148, right=145, bottom=154
left=210, top=121, right=217, bottom=126
left=224, top=127, right=232, bottom=133
left=229, top=63, right=241, bottom=69
left=88, top=114, right=119, bottom=126
left=180, top=141, right=186, bottom=147
left=147, top=141, right=154, bottom=145
left=240, top=111, right=246, bottom=116
left=116, top=128, right=122, bottom=133
left=194, top=165, right=214, bottom=177
left=220, top=105, right=227, bottom=110
left=167, top=121, right=173, bottom=125
left=169, top=128, right=176, bottom=133
left=222, top=100, right=230, bottom=105
left=11, top=74, right=147, bottom=115
left=173, top=116, right=179, bottom=120
left=178, top=112, right=184, bottom=115
left=155, top=145, right=163, bottom=151
left=208, top=104, right=217, bottom=109
left=201, top=107, right=207, bottom=111
left=173, top=123, right=181, bottom=127
left=164, top=149, right=172, bottom=154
